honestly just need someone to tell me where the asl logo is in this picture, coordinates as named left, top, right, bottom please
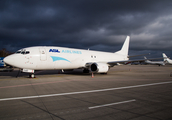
left=49, top=49, right=60, bottom=53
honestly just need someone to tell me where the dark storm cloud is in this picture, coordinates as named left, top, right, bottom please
left=1, top=0, right=172, bottom=57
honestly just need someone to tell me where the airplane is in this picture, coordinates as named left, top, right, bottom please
left=143, top=56, right=165, bottom=66
left=163, top=53, right=172, bottom=64
left=4, top=36, right=149, bottom=78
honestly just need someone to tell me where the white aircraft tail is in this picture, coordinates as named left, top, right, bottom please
left=162, top=53, right=172, bottom=64
left=144, top=56, right=150, bottom=62
left=162, top=53, right=167, bottom=61
left=116, top=36, right=130, bottom=57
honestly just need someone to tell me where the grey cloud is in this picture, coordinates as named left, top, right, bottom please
left=0, top=0, right=172, bottom=58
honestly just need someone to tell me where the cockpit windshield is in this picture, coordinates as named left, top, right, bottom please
left=21, top=51, right=26, bottom=54
left=15, top=51, right=21, bottom=54
left=25, top=51, right=30, bottom=54
left=15, top=50, right=30, bottom=54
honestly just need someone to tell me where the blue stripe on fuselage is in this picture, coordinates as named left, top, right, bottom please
left=50, top=56, right=70, bottom=63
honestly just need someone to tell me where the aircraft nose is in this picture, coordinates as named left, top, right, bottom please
left=4, top=55, right=15, bottom=66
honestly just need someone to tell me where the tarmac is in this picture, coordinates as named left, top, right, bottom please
left=0, top=65, right=172, bottom=120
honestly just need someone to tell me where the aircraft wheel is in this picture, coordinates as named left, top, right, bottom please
left=29, top=74, right=35, bottom=78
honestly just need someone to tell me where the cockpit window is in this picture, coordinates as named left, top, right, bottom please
left=15, top=51, right=21, bottom=54
left=25, top=51, right=30, bottom=54
left=16, top=50, right=30, bottom=54
left=21, top=51, right=25, bottom=54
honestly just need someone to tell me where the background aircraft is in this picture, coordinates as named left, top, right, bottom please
left=0, top=57, right=5, bottom=68
left=163, top=53, right=172, bottom=64
left=143, top=56, right=165, bottom=66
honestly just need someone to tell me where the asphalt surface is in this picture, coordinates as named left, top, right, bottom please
left=0, top=65, right=172, bottom=120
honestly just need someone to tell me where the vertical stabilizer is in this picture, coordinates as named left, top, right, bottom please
left=162, top=53, right=167, bottom=61
left=116, top=36, right=130, bottom=56
left=162, top=53, right=170, bottom=63
left=162, top=53, right=172, bottom=64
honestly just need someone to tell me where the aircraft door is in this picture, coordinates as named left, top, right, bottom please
left=39, top=48, right=47, bottom=61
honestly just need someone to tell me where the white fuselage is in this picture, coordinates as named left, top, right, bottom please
left=4, top=46, right=128, bottom=70
left=4, top=36, right=130, bottom=75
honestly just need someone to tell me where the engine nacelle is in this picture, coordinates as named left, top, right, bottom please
left=90, top=63, right=109, bottom=73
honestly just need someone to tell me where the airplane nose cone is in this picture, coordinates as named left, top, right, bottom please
left=4, top=55, right=15, bottom=66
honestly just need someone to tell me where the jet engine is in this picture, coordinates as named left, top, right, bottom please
left=89, top=63, right=109, bottom=73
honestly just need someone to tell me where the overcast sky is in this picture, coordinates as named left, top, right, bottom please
left=1, top=0, right=172, bottom=58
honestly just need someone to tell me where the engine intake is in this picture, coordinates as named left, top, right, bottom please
left=90, top=63, right=109, bottom=73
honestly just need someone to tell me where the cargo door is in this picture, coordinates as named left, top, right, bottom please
left=39, top=48, right=47, bottom=61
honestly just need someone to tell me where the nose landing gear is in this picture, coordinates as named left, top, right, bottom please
left=29, top=73, right=35, bottom=78
left=22, top=69, right=35, bottom=78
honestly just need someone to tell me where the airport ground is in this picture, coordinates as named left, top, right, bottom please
left=0, top=65, right=172, bottom=120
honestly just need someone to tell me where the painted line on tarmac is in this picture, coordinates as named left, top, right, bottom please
left=0, top=81, right=172, bottom=101
left=0, top=79, right=120, bottom=89
left=89, top=99, right=136, bottom=109
left=0, top=80, right=71, bottom=89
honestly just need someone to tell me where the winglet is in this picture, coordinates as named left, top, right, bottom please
left=116, top=36, right=130, bottom=56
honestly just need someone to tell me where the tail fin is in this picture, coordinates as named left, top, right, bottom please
left=163, top=53, right=172, bottom=64
left=163, top=53, right=168, bottom=62
left=116, top=36, right=130, bottom=56
left=144, top=56, right=150, bottom=62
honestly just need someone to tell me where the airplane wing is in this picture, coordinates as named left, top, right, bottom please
left=107, top=58, right=163, bottom=66
left=128, top=53, right=150, bottom=58
left=107, top=59, right=144, bottom=66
